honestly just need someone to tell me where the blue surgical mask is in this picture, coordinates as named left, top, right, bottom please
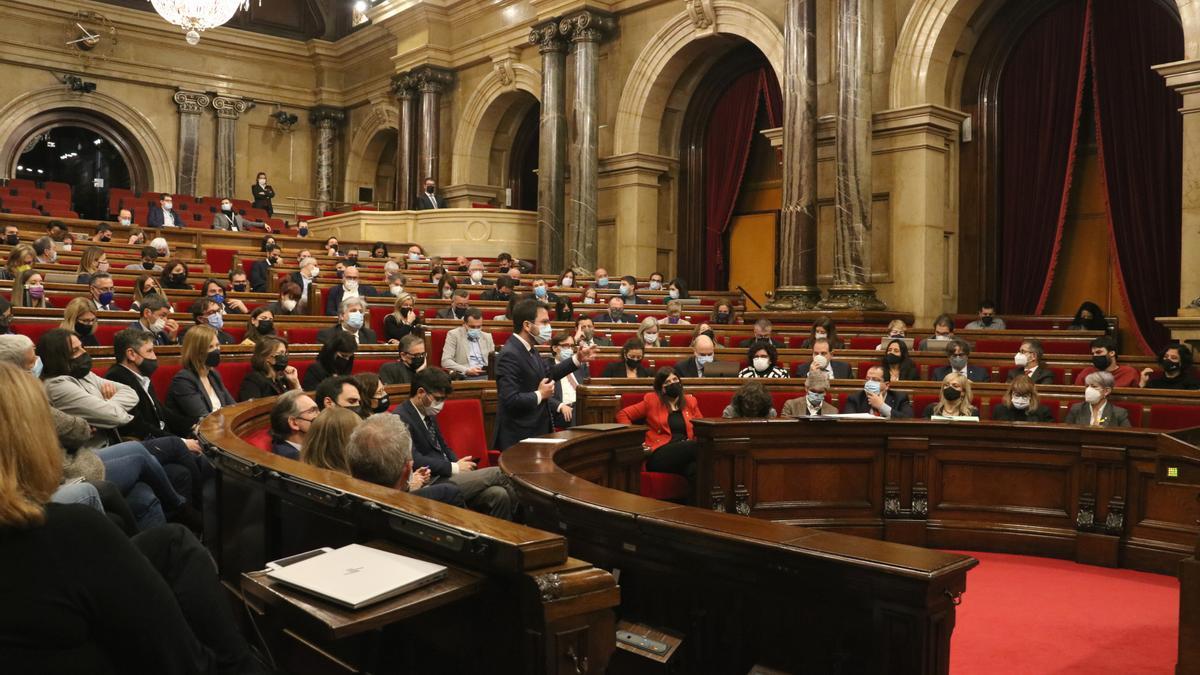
left=207, top=312, right=224, bottom=330
left=534, top=285, right=547, bottom=298
left=696, top=354, right=714, bottom=366
left=619, top=285, right=631, bottom=297
left=98, top=290, right=115, bottom=306
left=669, top=289, right=680, bottom=300
left=864, top=380, right=882, bottom=395
left=649, top=281, right=662, bottom=291
left=346, top=311, right=364, bottom=330
left=211, top=294, right=225, bottom=306
left=538, top=323, right=553, bottom=342
left=558, top=348, right=574, bottom=362
left=596, top=277, right=609, bottom=287
left=466, top=328, right=481, bottom=340
left=31, top=356, right=43, bottom=378
left=807, top=391, right=825, bottom=406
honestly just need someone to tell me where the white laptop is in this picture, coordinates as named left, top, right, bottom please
left=266, top=544, right=447, bottom=609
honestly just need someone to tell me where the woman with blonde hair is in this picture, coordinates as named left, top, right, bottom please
left=383, top=291, right=423, bottom=344
left=301, top=406, right=361, bottom=473
left=664, top=300, right=691, bottom=325
left=992, top=373, right=1054, bottom=422
left=637, top=316, right=662, bottom=348
left=74, top=246, right=109, bottom=285
left=165, top=324, right=235, bottom=432
left=59, top=297, right=99, bottom=347
left=130, top=273, right=168, bottom=314
left=12, top=268, right=48, bottom=308
left=2, top=243, right=35, bottom=280
left=925, top=372, right=978, bottom=418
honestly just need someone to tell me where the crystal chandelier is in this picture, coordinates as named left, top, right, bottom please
left=148, top=0, right=259, bottom=45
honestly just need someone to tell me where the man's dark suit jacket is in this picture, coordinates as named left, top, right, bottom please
left=480, top=289, right=511, bottom=302
left=795, top=361, right=854, bottom=380
left=737, top=336, right=786, bottom=349
left=414, top=193, right=448, bottom=210
left=146, top=205, right=180, bottom=228
left=673, top=356, right=704, bottom=378
left=930, top=364, right=991, bottom=384
left=104, top=363, right=189, bottom=440
left=249, top=258, right=275, bottom=293
left=315, top=325, right=378, bottom=346
left=1006, top=365, right=1056, bottom=385
left=493, top=334, right=580, bottom=450
left=841, top=389, right=914, bottom=418
left=592, top=311, right=637, bottom=323
left=324, top=285, right=379, bottom=316
left=436, top=306, right=470, bottom=321
left=271, top=439, right=300, bottom=460
left=547, top=358, right=588, bottom=428
left=395, top=400, right=459, bottom=478
left=379, top=361, right=418, bottom=386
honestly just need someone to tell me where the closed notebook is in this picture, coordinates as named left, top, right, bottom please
left=266, top=544, right=447, bottom=609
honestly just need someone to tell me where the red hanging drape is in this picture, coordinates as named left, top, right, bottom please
left=996, top=0, right=1090, bottom=315
left=702, top=66, right=782, bottom=290
left=1088, top=0, right=1183, bottom=352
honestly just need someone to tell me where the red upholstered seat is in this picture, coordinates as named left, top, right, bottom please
left=224, top=325, right=245, bottom=342
left=973, top=339, right=1022, bottom=354
left=492, top=330, right=512, bottom=347
left=910, top=395, right=941, bottom=417
left=284, top=327, right=321, bottom=344
left=429, top=329, right=449, bottom=365
left=292, top=359, right=314, bottom=385
left=1147, top=405, right=1200, bottom=430
left=242, top=428, right=273, bottom=454
left=1038, top=397, right=1063, bottom=422
left=640, top=470, right=689, bottom=501
left=788, top=335, right=808, bottom=349
left=12, top=321, right=55, bottom=345
left=588, top=359, right=615, bottom=377
left=668, top=333, right=693, bottom=348
left=206, top=248, right=236, bottom=275
left=150, top=363, right=182, bottom=403
left=850, top=335, right=883, bottom=350
left=1041, top=340, right=1093, bottom=355
left=771, top=391, right=799, bottom=413
left=1113, top=403, right=1144, bottom=427
left=692, top=391, right=731, bottom=418
left=218, top=362, right=253, bottom=401
left=95, top=323, right=126, bottom=346
left=350, top=358, right=392, bottom=375
left=437, top=399, right=491, bottom=468
left=481, top=308, right=505, bottom=320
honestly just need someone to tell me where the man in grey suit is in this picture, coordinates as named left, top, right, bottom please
left=211, top=198, right=267, bottom=231
left=442, top=308, right=493, bottom=380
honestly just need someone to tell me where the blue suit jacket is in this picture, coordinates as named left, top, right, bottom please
left=271, top=439, right=300, bottom=460
left=324, top=284, right=379, bottom=316
left=395, top=400, right=458, bottom=478
left=147, top=205, right=180, bottom=228
left=493, top=335, right=580, bottom=450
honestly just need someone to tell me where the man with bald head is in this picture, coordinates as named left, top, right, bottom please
left=673, top=334, right=716, bottom=378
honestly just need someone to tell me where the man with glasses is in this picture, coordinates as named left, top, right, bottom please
left=269, top=390, right=319, bottom=459
left=380, top=334, right=426, bottom=386
left=88, top=273, right=117, bottom=312
left=1008, top=339, right=1055, bottom=385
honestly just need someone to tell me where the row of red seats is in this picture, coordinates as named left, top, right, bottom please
left=108, top=188, right=286, bottom=231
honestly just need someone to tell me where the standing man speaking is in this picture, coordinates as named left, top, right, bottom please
left=493, top=299, right=597, bottom=450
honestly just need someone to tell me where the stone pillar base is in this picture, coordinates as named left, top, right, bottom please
left=766, top=286, right=823, bottom=310
left=819, top=286, right=887, bottom=311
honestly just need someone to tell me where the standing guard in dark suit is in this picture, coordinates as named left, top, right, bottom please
left=251, top=172, right=275, bottom=216
left=414, top=177, right=448, bottom=210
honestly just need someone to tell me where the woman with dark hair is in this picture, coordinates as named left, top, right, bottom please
left=239, top=336, right=300, bottom=401
left=436, top=274, right=458, bottom=301
left=165, top=325, right=235, bottom=432
left=241, top=306, right=276, bottom=346
left=371, top=242, right=389, bottom=259
left=259, top=234, right=277, bottom=252
left=428, top=265, right=447, bottom=286
left=738, top=342, right=789, bottom=378
left=302, top=331, right=358, bottom=390
left=667, top=277, right=690, bottom=301
left=991, top=374, right=1054, bottom=422
left=1070, top=301, right=1109, bottom=332
left=601, top=338, right=653, bottom=378
left=266, top=281, right=303, bottom=316
left=160, top=259, right=190, bottom=291
left=615, top=367, right=703, bottom=483
left=709, top=300, right=735, bottom=325
left=200, top=277, right=247, bottom=314
left=800, top=316, right=844, bottom=349
left=722, top=381, right=777, bottom=418
left=12, top=269, right=48, bottom=309
left=881, top=338, right=920, bottom=382
left=1140, top=342, right=1200, bottom=390
left=356, top=372, right=392, bottom=414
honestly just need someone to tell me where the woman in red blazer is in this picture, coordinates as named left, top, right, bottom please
left=616, top=367, right=703, bottom=481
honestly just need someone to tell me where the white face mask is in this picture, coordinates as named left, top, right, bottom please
left=643, top=332, right=658, bottom=344
left=390, top=285, right=404, bottom=297
left=812, top=354, right=829, bottom=369
left=1084, top=386, right=1103, bottom=405
left=649, top=281, right=662, bottom=291
left=425, top=399, right=444, bottom=417
left=281, top=298, right=297, bottom=311
left=470, top=270, right=483, bottom=282
left=814, top=331, right=828, bottom=340
left=151, top=318, right=166, bottom=332
left=561, top=278, right=573, bottom=287
left=583, top=297, right=596, bottom=304
left=307, top=267, right=320, bottom=279
left=1011, top=395, right=1031, bottom=410
left=752, top=357, right=771, bottom=372
left=343, top=279, right=359, bottom=292
left=1014, top=353, right=1029, bottom=367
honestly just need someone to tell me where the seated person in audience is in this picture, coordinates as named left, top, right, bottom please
left=130, top=274, right=168, bottom=314
left=481, top=275, right=515, bottom=302
left=738, top=318, right=784, bottom=349
left=370, top=242, right=390, bottom=259
left=259, top=234, right=277, bottom=252
left=152, top=236, right=172, bottom=259
left=88, top=272, right=117, bottom=311
left=94, top=223, right=114, bottom=242
left=992, top=374, right=1054, bottom=423
left=228, top=269, right=250, bottom=295
left=289, top=255, right=319, bottom=305
left=114, top=208, right=135, bottom=228
left=918, top=313, right=957, bottom=351
left=664, top=300, right=691, bottom=325
left=160, top=259, right=190, bottom=291
left=575, top=315, right=613, bottom=347
left=241, top=306, right=276, bottom=345
left=674, top=334, right=717, bottom=378
left=619, top=275, right=645, bottom=305
left=317, top=297, right=378, bottom=346
left=925, top=372, right=978, bottom=418
left=428, top=265, right=447, bottom=286
left=930, top=338, right=990, bottom=384
left=397, top=368, right=517, bottom=519
left=795, top=338, right=853, bottom=380
left=452, top=255, right=469, bottom=273
left=0, top=297, right=11, bottom=335
left=325, top=263, right=378, bottom=316
left=722, top=381, right=777, bottom=419
left=32, top=236, right=57, bottom=264
left=314, top=375, right=366, bottom=415
left=465, top=259, right=487, bottom=285
left=146, top=193, right=181, bottom=227
left=881, top=338, right=920, bottom=381
left=647, top=271, right=666, bottom=292
left=442, top=308, right=492, bottom=380
left=593, top=267, right=610, bottom=289
left=239, top=337, right=300, bottom=401
left=357, top=373, right=393, bottom=415
left=1065, top=371, right=1131, bottom=428
left=0, top=363, right=259, bottom=675
left=964, top=300, right=1005, bottom=329
left=710, top=300, right=735, bottom=325
left=1009, top=339, right=1055, bottom=385
left=60, top=232, right=76, bottom=252
left=637, top=316, right=662, bottom=348
left=345, top=413, right=468, bottom=507
left=266, top=281, right=303, bottom=317
left=1070, top=301, right=1109, bottom=332
left=106, top=329, right=193, bottom=441
left=165, top=325, right=236, bottom=432
left=617, top=367, right=703, bottom=483
left=1140, top=342, right=1200, bottom=390
left=875, top=319, right=909, bottom=350
left=531, top=277, right=559, bottom=306
left=799, top=316, right=844, bottom=349
left=46, top=220, right=69, bottom=242
left=1073, top=335, right=1138, bottom=388
left=124, top=246, right=161, bottom=272
left=843, top=366, right=914, bottom=418
left=494, top=292, right=524, bottom=323
left=127, top=226, right=148, bottom=246
left=250, top=244, right=281, bottom=293
left=201, top=278, right=248, bottom=314
left=782, top=371, right=838, bottom=417
left=75, top=246, right=109, bottom=285
left=547, top=332, right=587, bottom=428
left=406, top=244, right=425, bottom=261
left=187, top=298, right=236, bottom=345
left=581, top=286, right=600, bottom=306
left=739, top=342, right=789, bottom=378
left=269, top=390, right=318, bottom=460
left=437, top=289, right=472, bottom=320
left=302, top=406, right=363, bottom=471
left=602, top=338, right=652, bottom=378
left=2, top=222, right=19, bottom=246
left=12, top=269, right=48, bottom=308
left=129, top=295, right=180, bottom=345
left=436, top=274, right=458, bottom=302
left=211, top=197, right=266, bottom=231
left=384, top=271, right=407, bottom=297
left=2, top=243, right=35, bottom=280
left=596, top=296, right=637, bottom=324
left=383, top=292, right=423, bottom=344
left=380, top=334, right=427, bottom=386
left=60, top=298, right=99, bottom=347
left=303, top=332, right=358, bottom=390
left=497, top=251, right=531, bottom=274
left=557, top=269, right=576, bottom=288
left=692, top=322, right=718, bottom=346
left=324, top=237, right=341, bottom=257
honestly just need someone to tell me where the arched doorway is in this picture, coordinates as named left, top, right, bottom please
left=508, top=104, right=538, bottom=211
left=15, top=126, right=131, bottom=220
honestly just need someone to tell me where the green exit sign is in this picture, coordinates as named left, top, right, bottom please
left=1168, top=467, right=1180, bottom=478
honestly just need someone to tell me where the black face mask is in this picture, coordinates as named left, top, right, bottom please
left=98, top=235, right=111, bottom=242
left=75, top=323, right=94, bottom=337
left=700, top=330, right=716, bottom=341
left=4, top=234, right=18, bottom=246
left=980, top=316, right=995, bottom=327
left=625, top=358, right=642, bottom=370
left=373, top=394, right=391, bottom=413
left=69, top=353, right=93, bottom=379
left=170, top=273, right=186, bottom=284
left=136, top=356, right=159, bottom=377
left=336, top=270, right=344, bottom=279
left=205, top=350, right=221, bottom=368
left=663, top=382, right=683, bottom=398
left=426, top=186, right=436, bottom=194
left=1091, top=354, right=1111, bottom=370
left=333, top=355, right=354, bottom=374
left=257, top=320, right=274, bottom=335
left=884, top=353, right=902, bottom=366
left=1163, top=359, right=1183, bottom=374
left=498, top=266, right=509, bottom=274
left=273, top=354, right=289, bottom=371
left=942, top=386, right=962, bottom=402
left=268, top=256, right=279, bottom=265
left=143, top=261, right=156, bottom=270
left=715, top=312, right=731, bottom=323
left=232, top=283, right=247, bottom=293
left=408, top=355, right=426, bottom=371
left=0, top=315, right=10, bottom=333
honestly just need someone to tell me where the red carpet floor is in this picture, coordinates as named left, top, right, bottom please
left=949, top=551, right=1179, bottom=674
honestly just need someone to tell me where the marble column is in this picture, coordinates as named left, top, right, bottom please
left=173, top=90, right=210, bottom=196
left=767, top=0, right=823, bottom=310
left=820, top=0, right=886, bottom=310
left=392, top=75, right=416, bottom=211
left=410, top=66, right=455, bottom=192
left=530, top=19, right=568, bottom=273
left=1155, top=59, right=1200, bottom=313
left=212, top=95, right=249, bottom=199
left=560, top=9, right=615, bottom=271
left=310, top=107, right=345, bottom=214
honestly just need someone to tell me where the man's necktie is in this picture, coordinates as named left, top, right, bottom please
left=425, top=415, right=445, bottom=456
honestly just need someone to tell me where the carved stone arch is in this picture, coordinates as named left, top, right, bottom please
left=611, top=1, right=784, bottom=157
left=0, top=87, right=173, bottom=192
left=343, top=102, right=399, bottom=204
left=449, top=63, right=541, bottom=191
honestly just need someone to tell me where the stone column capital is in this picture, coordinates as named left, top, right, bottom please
left=212, top=95, right=249, bottom=120
left=173, top=90, right=210, bottom=115
left=559, top=8, right=616, bottom=44
left=391, top=74, right=416, bottom=101
left=409, top=65, right=455, bottom=95
left=529, top=19, right=568, bottom=54
left=309, top=106, right=346, bottom=128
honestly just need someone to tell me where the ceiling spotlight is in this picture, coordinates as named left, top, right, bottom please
left=93, top=138, right=102, bottom=146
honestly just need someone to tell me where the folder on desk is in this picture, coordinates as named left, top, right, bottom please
left=266, top=544, right=447, bottom=609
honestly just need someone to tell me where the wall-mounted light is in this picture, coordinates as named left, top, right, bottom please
left=271, top=109, right=299, bottom=132
left=63, top=74, right=96, bottom=93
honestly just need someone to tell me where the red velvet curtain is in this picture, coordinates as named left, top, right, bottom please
left=1089, top=0, right=1183, bottom=352
left=997, top=0, right=1090, bottom=314
left=703, top=67, right=782, bottom=290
